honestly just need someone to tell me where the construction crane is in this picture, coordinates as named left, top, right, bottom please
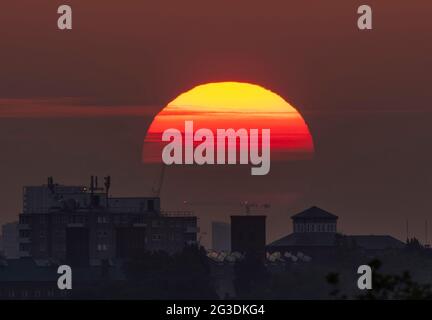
left=152, top=164, right=166, bottom=197
left=240, top=201, right=271, bottom=215
left=183, top=200, right=271, bottom=215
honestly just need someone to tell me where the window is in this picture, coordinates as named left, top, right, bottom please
left=20, top=215, right=30, bottom=224
left=97, top=216, right=109, bottom=224
left=19, top=229, right=30, bottom=238
left=55, top=229, right=65, bottom=237
left=97, top=230, right=108, bottom=237
left=148, top=199, right=155, bottom=211
left=152, top=234, right=161, bottom=241
left=55, top=244, right=65, bottom=252
left=19, top=243, right=30, bottom=251
left=97, top=244, right=108, bottom=251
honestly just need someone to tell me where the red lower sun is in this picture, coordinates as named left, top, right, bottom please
left=142, top=82, right=314, bottom=163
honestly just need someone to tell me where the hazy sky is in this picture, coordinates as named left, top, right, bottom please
left=1, top=1, right=431, bottom=246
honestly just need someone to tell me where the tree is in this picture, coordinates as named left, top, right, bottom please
left=123, top=245, right=218, bottom=299
left=327, top=259, right=432, bottom=300
left=233, top=256, right=270, bottom=299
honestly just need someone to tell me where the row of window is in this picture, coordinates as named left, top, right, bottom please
left=21, top=234, right=188, bottom=254
left=294, top=223, right=336, bottom=232
left=20, top=215, right=193, bottom=228
left=21, top=229, right=111, bottom=238
left=96, top=233, right=183, bottom=251
left=20, top=229, right=187, bottom=240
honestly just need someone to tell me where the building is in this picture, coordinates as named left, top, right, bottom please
left=267, top=206, right=405, bottom=259
left=292, top=206, right=338, bottom=233
left=212, top=221, right=231, bottom=252
left=231, top=215, right=266, bottom=260
left=1, top=222, right=19, bottom=259
left=18, top=177, right=198, bottom=265
left=0, top=257, right=126, bottom=300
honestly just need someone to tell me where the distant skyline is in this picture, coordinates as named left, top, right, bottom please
left=0, top=1, right=432, bottom=247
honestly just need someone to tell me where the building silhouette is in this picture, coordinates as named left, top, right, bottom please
left=212, top=221, right=231, bottom=252
left=267, top=206, right=405, bottom=258
left=231, top=215, right=266, bottom=261
left=0, top=257, right=126, bottom=300
left=292, top=206, right=338, bottom=233
left=18, top=177, right=198, bottom=265
left=1, top=222, right=19, bottom=259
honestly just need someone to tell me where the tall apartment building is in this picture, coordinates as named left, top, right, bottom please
left=212, top=221, right=231, bottom=252
left=18, top=177, right=198, bottom=265
left=230, top=215, right=266, bottom=261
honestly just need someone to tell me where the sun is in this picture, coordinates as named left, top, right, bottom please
left=143, top=81, right=314, bottom=163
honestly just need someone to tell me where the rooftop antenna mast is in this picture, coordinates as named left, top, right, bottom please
left=104, top=175, right=111, bottom=208
left=90, top=175, right=95, bottom=196
left=152, top=164, right=166, bottom=198
left=406, top=219, right=409, bottom=242
left=241, top=201, right=271, bottom=215
left=47, top=176, right=55, bottom=194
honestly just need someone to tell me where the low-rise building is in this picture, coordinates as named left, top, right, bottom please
left=267, top=206, right=405, bottom=260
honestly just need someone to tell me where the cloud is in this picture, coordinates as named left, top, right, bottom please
left=0, top=98, right=161, bottom=118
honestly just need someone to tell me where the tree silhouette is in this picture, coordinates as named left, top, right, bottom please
left=327, top=259, right=432, bottom=300
left=233, top=255, right=270, bottom=299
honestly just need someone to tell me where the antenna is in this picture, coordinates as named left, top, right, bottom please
left=425, top=220, right=428, bottom=247
left=47, top=176, right=55, bottom=193
left=104, top=175, right=111, bottom=209
left=90, top=175, right=94, bottom=195
left=152, top=164, right=166, bottom=197
left=240, top=201, right=271, bottom=215
left=406, top=219, right=409, bottom=241
left=104, top=175, right=111, bottom=193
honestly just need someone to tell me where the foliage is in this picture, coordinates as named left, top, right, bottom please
left=122, top=244, right=218, bottom=299
left=71, top=245, right=218, bottom=299
left=233, top=255, right=271, bottom=299
left=327, top=259, right=432, bottom=300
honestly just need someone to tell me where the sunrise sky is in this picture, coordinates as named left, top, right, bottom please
left=0, top=1, right=431, bottom=245
left=143, top=82, right=314, bottom=163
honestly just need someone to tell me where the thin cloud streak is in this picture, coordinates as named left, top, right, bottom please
left=0, top=98, right=161, bottom=119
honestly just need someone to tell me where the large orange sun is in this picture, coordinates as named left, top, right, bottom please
left=142, top=82, right=314, bottom=163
